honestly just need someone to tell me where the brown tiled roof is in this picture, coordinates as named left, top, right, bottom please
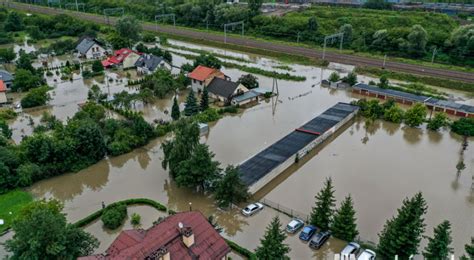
left=188, top=65, right=220, bottom=81
left=80, top=211, right=230, bottom=260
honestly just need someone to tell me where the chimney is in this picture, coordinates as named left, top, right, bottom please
left=157, top=247, right=170, bottom=260
left=179, top=222, right=194, bottom=248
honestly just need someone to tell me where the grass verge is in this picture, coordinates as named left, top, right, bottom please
left=355, top=66, right=474, bottom=93
left=0, top=190, right=33, bottom=233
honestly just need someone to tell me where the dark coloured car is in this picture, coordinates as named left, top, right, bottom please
left=309, top=231, right=331, bottom=249
left=299, top=225, right=317, bottom=241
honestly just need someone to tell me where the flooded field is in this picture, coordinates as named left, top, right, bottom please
left=2, top=38, right=473, bottom=258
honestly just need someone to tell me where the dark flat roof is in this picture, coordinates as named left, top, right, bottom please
left=238, top=103, right=358, bottom=186
left=354, top=83, right=474, bottom=114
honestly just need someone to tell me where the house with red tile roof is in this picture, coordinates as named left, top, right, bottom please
left=79, top=211, right=231, bottom=260
left=102, top=48, right=140, bottom=68
left=188, top=65, right=226, bottom=93
left=0, top=80, right=7, bottom=104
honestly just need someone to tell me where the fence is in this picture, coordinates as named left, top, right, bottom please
left=260, top=198, right=310, bottom=223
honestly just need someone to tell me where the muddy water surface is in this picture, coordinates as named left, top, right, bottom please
left=3, top=39, right=472, bottom=258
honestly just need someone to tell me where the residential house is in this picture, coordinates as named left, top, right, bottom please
left=79, top=211, right=231, bottom=260
left=0, top=70, right=13, bottom=90
left=0, top=81, right=7, bottom=104
left=207, top=77, right=259, bottom=106
left=188, top=65, right=226, bottom=93
left=135, top=54, right=171, bottom=75
left=75, top=37, right=107, bottom=59
left=101, top=48, right=139, bottom=68
left=123, top=51, right=142, bottom=70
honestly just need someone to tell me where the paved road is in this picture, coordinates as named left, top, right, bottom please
left=3, top=1, right=474, bottom=83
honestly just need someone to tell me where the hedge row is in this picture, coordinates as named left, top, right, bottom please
left=224, top=238, right=257, bottom=260
left=73, top=198, right=167, bottom=228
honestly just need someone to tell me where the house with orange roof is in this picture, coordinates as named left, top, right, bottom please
left=188, top=65, right=226, bottom=92
left=0, top=80, right=7, bottom=104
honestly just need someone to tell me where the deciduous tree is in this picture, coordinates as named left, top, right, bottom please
left=427, top=112, right=449, bottom=131
left=404, top=103, right=427, bottom=127
left=214, top=165, right=249, bottom=208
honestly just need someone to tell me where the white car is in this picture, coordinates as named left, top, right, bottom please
left=341, top=242, right=360, bottom=259
left=357, top=249, right=376, bottom=260
left=241, top=203, right=264, bottom=216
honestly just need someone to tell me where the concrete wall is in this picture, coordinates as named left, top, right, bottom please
left=248, top=109, right=359, bottom=194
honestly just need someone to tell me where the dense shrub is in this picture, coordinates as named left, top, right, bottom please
left=21, top=87, right=51, bottom=108
left=451, top=118, right=474, bottom=136
left=101, top=203, right=127, bottom=230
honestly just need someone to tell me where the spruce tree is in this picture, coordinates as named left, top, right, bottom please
left=171, top=96, right=180, bottom=121
left=309, top=177, right=335, bottom=231
left=255, top=216, right=290, bottom=260
left=423, top=220, right=453, bottom=259
left=377, top=192, right=428, bottom=259
left=331, top=195, right=359, bottom=242
left=200, top=87, right=209, bottom=111
left=460, top=237, right=474, bottom=260
left=184, top=91, right=199, bottom=116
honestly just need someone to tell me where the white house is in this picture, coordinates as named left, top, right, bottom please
left=188, top=65, right=226, bottom=93
left=75, top=37, right=107, bottom=59
left=207, top=77, right=259, bottom=106
left=135, top=54, right=171, bottom=75
left=122, top=51, right=142, bottom=70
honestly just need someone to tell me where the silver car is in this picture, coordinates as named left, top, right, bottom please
left=241, top=203, right=264, bottom=216
left=341, top=242, right=360, bottom=259
left=286, top=218, right=304, bottom=233
left=357, top=249, right=376, bottom=260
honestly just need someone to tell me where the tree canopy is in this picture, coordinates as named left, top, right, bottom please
left=310, top=177, right=336, bottom=231
left=255, top=216, right=291, bottom=259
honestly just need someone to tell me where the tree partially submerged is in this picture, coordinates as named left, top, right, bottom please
left=331, top=195, right=359, bottom=242
left=255, top=216, right=290, bottom=259
left=214, top=165, right=249, bottom=208
left=423, top=220, right=453, bottom=259
left=310, top=177, right=335, bottom=231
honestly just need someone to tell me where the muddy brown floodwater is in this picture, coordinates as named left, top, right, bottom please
left=2, top=39, right=472, bottom=259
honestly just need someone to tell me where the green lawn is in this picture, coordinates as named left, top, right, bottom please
left=0, top=190, right=33, bottom=233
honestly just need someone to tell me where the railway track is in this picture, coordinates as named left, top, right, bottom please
left=3, top=1, right=473, bottom=83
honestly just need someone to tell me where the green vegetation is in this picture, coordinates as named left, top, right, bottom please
left=0, top=190, right=33, bottom=233
left=5, top=199, right=98, bottom=258
left=0, top=109, right=17, bottom=121
left=0, top=48, right=16, bottom=63
left=74, top=198, right=167, bottom=228
left=423, top=220, right=453, bottom=259
left=101, top=203, right=127, bottom=230
left=404, top=103, right=427, bottom=127
left=377, top=192, right=427, bottom=259
left=200, top=87, right=209, bottom=111
left=171, top=96, right=180, bottom=121
left=427, top=112, right=449, bottom=131
left=460, top=238, right=474, bottom=260
left=138, top=69, right=186, bottom=99
left=130, top=213, right=141, bottom=226
left=355, top=67, right=474, bottom=92
left=451, top=118, right=474, bottom=136
left=255, top=216, right=290, bottom=259
left=115, top=16, right=142, bottom=47
left=309, top=177, right=335, bottom=231
left=184, top=91, right=199, bottom=116
left=238, top=74, right=259, bottom=89
left=225, top=239, right=257, bottom=260
left=193, top=53, right=222, bottom=70
left=214, top=165, right=249, bottom=208
left=21, top=86, right=51, bottom=108
left=331, top=195, right=359, bottom=242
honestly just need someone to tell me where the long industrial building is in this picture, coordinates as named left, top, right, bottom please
left=353, top=83, right=474, bottom=118
left=238, top=102, right=359, bottom=194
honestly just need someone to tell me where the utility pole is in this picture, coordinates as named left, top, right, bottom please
left=75, top=0, right=78, bottom=11
left=382, top=54, right=387, bottom=69
left=297, top=32, right=301, bottom=43
left=431, top=47, right=438, bottom=64
left=322, top=32, right=344, bottom=60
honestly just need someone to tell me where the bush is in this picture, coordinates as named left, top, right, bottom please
left=101, top=203, right=127, bottom=230
left=451, top=118, right=474, bottom=136
left=218, top=106, right=238, bottom=114
left=0, top=109, right=17, bottom=121
left=194, top=108, right=221, bottom=123
left=21, top=87, right=51, bottom=108
left=131, top=213, right=141, bottom=225
left=225, top=239, right=257, bottom=260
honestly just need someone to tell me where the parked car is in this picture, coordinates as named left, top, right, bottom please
left=341, top=242, right=361, bottom=259
left=299, top=225, right=317, bottom=241
left=357, top=249, right=376, bottom=260
left=286, top=218, right=304, bottom=233
left=309, top=231, right=331, bottom=249
left=241, top=203, right=263, bottom=216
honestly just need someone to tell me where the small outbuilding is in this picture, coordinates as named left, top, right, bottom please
left=0, top=70, right=13, bottom=90
left=75, top=37, right=107, bottom=59
left=135, top=54, right=171, bottom=75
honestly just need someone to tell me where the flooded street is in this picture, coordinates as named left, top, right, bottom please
left=3, top=38, right=473, bottom=258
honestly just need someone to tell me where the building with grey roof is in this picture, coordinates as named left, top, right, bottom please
left=75, top=37, right=107, bottom=59
left=0, top=70, right=13, bottom=90
left=135, top=54, right=170, bottom=75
